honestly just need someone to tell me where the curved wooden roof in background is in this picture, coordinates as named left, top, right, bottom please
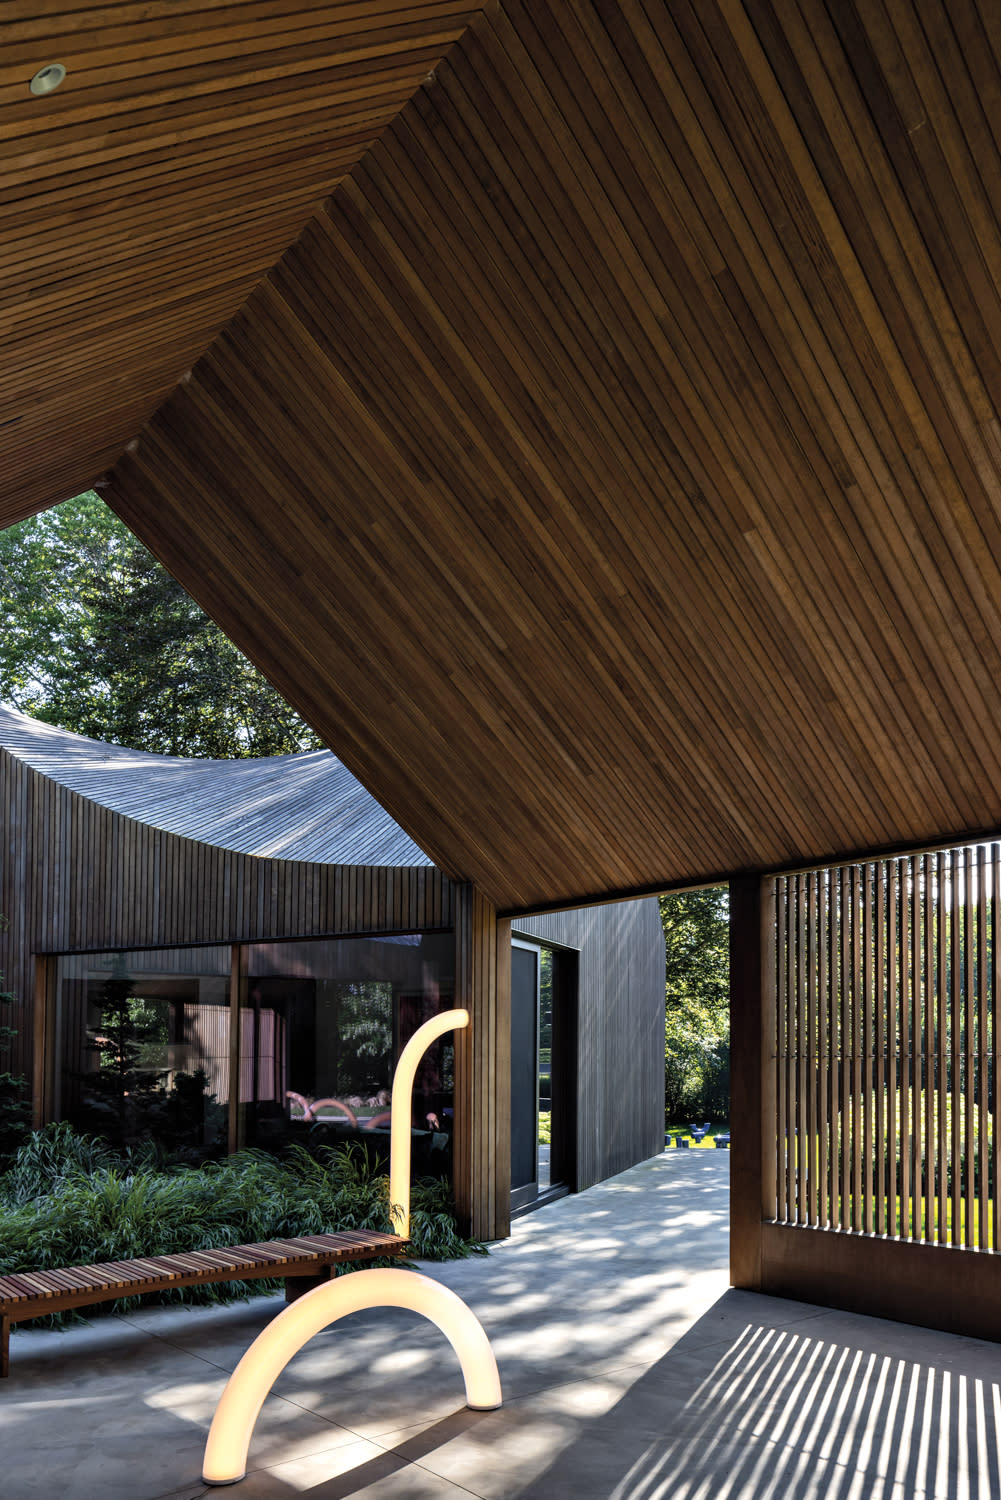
left=7, top=2, right=1001, bottom=910
left=0, top=704, right=431, bottom=865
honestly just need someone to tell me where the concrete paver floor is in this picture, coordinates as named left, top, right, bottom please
left=3, top=1151, right=999, bottom=1498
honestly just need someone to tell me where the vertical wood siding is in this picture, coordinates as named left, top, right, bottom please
left=772, top=848, right=1000, bottom=1251
left=516, top=899, right=665, bottom=1192
left=729, top=875, right=775, bottom=1291
left=0, top=749, right=453, bottom=1084
left=453, top=883, right=511, bottom=1241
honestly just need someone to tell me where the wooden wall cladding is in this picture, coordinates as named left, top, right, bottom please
left=0, top=1, right=480, bottom=527
left=760, top=1221, right=1001, bottom=1345
left=517, top=900, right=665, bottom=1192
left=0, top=745, right=453, bottom=1081
left=453, top=882, right=511, bottom=1240
left=100, top=0, right=1001, bottom=911
left=729, top=875, right=775, bottom=1293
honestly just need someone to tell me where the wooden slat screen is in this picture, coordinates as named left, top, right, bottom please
left=773, top=843, right=1000, bottom=1250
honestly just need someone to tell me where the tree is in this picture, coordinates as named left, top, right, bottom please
left=0, top=491, right=323, bottom=757
left=80, top=962, right=168, bottom=1146
left=660, top=887, right=730, bottom=1124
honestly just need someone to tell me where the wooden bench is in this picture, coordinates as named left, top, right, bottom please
left=0, top=1228, right=408, bottom=1378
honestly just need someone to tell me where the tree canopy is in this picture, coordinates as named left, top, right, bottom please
left=0, top=492, right=322, bottom=757
left=660, top=887, right=730, bottom=1124
left=661, top=887, right=729, bottom=1031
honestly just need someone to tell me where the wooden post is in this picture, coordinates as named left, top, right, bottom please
left=453, top=884, right=511, bottom=1242
left=31, top=956, right=53, bottom=1129
left=228, top=943, right=245, bottom=1156
left=729, top=874, right=775, bottom=1289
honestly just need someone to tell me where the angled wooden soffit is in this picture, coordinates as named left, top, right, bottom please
left=0, top=2, right=482, bottom=528
left=103, top=0, right=1001, bottom=912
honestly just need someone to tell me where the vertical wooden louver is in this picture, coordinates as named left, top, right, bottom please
left=773, top=844, right=1000, bottom=1251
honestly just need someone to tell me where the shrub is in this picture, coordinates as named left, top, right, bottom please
left=700, top=1038, right=730, bottom=1121
left=1, top=1120, right=119, bottom=1206
left=0, top=1127, right=485, bottom=1327
left=665, top=1010, right=730, bottom=1127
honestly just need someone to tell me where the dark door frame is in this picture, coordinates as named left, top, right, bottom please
left=509, top=935, right=579, bottom=1218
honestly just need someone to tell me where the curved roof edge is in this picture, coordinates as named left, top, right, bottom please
left=0, top=705, right=433, bottom=868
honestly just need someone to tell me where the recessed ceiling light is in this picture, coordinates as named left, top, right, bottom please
left=29, top=63, right=67, bottom=96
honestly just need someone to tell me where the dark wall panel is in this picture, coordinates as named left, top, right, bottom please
left=515, top=899, right=665, bottom=1191
left=0, top=749, right=453, bottom=1084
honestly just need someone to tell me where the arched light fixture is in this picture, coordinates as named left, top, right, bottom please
left=202, top=1267, right=502, bottom=1485
left=389, top=1007, right=468, bottom=1238
left=201, top=1006, right=502, bottom=1487
left=29, top=63, right=67, bottom=95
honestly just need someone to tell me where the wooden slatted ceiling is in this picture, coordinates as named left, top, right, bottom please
left=30, top=0, right=1001, bottom=911
left=0, top=1, right=480, bottom=526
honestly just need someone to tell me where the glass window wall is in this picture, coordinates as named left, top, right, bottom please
left=52, top=931, right=455, bottom=1175
left=242, top=933, right=454, bottom=1174
left=54, top=946, right=232, bottom=1160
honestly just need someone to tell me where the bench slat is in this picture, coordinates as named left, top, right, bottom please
left=87, top=1260, right=154, bottom=1286
left=35, top=1269, right=106, bottom=1295
left=158, top=1251, right=254, bottom=1274
left=0, top=1230, right=408, bottom=1319
left=0, top=1272, right=64, bottom=1300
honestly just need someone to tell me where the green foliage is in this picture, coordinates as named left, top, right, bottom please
left=663, top=1010, right=700, bottom=1123
left=406, top=1174, right=488, bottom=1262
left=661, top=887, right=730, bottom=1125
left=331, top=981, right=394, bottom=1096
left=700, top=1037, right=730, bottom=1119
left=0, top=491, right=322, bottom=756
left=1, top=1121, right=118, bottom=1206
left=81, top=965, right=167, bottom=1144
left=661, top=888, right=729, bottom=1028
left=0, top=1126, right=484, bottom=1327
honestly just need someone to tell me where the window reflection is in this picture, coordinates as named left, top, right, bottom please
left=242, top=934, right=454, bottom=1176
left=53, top=931, right=455, bottom=1178
left=54, top=947, right=231, bottom=1160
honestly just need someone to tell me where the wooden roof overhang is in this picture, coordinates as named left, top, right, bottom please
left=7, top=2, right=1001, bottom=913
left=0, top=703, right=432, bottom=865
left=0, top=1, right=481, bottom=524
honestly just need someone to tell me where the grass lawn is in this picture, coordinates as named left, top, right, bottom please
left=665, top=1121, right=728, bottom=1148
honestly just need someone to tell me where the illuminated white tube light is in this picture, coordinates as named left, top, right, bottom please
left=202, top=1267, right=501, bottom=1484
left=390, top=1006, right=469, bottom=1239
left=201, top=1006, right=501, bottom=1486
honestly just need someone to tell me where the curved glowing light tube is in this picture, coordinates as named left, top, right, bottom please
left=390, top=1007, right=468, bottom=1238
left=202, top=1268, right=501, bottom=1485
left=202, top=1006, right=498, bottom=1487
